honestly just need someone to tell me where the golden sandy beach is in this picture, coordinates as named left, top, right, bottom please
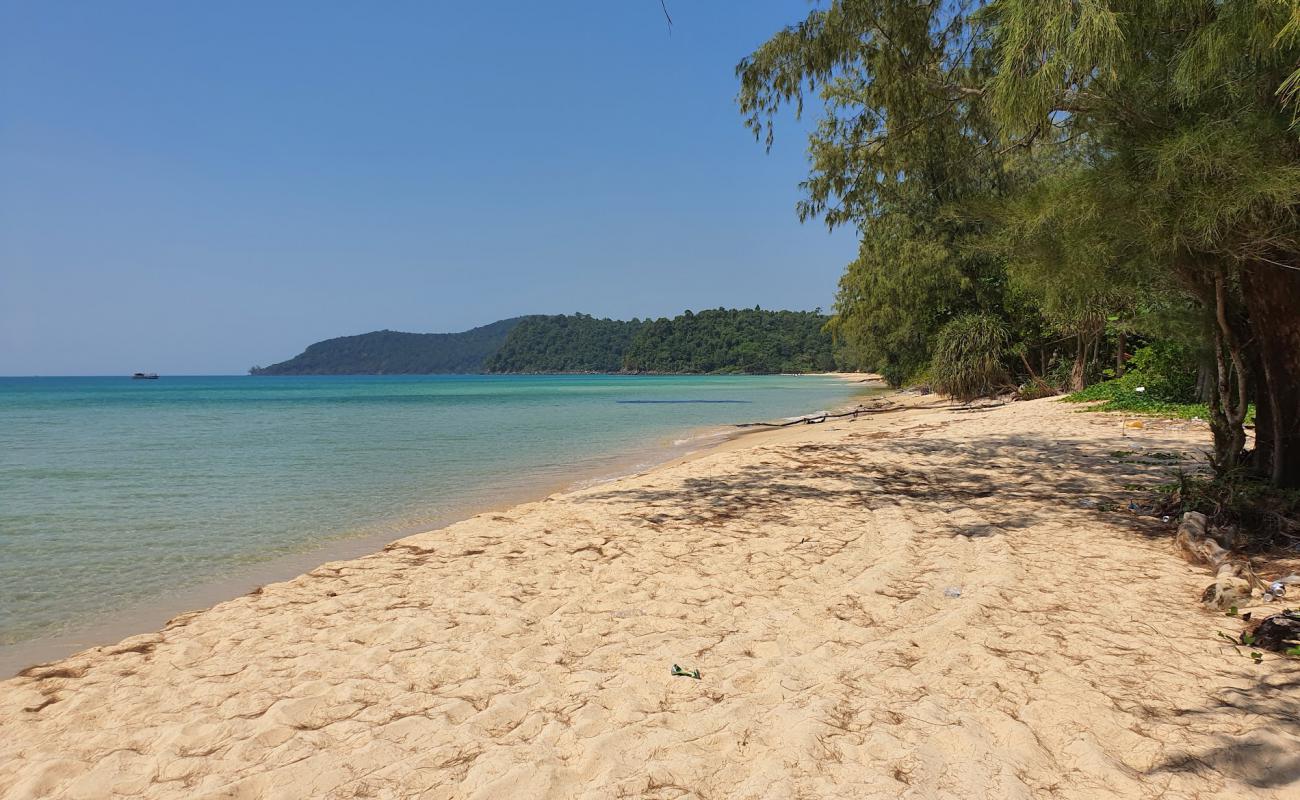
left=3, top=392, right=1299, bottom=799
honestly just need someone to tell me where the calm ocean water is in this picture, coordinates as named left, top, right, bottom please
left=0, top=374, right=868, bottom=667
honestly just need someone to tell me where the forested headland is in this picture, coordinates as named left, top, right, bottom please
left=621, top=309, right=834, bottom=374
left=739, top=0, right=1300, bottom=492
left=252, top=308, right=835, bottom=376
left=249, top=318, right=526, bottom=375
left=482, top=314, right=642, bottom=373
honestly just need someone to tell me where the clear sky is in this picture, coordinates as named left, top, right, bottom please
left=0, top=1, right=855, bottom=375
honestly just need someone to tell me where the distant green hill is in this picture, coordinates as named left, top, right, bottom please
left=483, top=314, right=643, bottom=373
left=251, top=309, right=837, bottom=375
left=485, top=308, right=834, bottom=374
left=249, top=317, right=528, bottom=375
left=622, top=308, right=835, bottom=374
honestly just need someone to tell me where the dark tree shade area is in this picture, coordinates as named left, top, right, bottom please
left=250, top=317, right=528, bottom=375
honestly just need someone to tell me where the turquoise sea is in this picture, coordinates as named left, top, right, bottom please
left=0, top=374, right=868, bottom=672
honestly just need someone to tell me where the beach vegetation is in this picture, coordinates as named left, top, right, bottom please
left=929, top=314, right=1011, bottom=402
left=1063, top=342, right=1216, bottom=418
left=1063, top=378, right=1213, bottom=421
left=739, top=0, right=1300, bottom=488
left=1158, top=467, right=1300, bottom=550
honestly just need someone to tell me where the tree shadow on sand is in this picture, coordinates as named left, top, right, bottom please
left=578, top=426, right=1300, bottom=790
left=1146, top=673, right=1300, bottom=788
left=579, top=430, right=1189, bottom=540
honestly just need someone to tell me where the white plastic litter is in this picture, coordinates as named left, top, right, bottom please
left=944, top=587, right=962, bottom=598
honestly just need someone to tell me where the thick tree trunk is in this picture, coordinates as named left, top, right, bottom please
left=1115, top=330, right=1126, bottom=376
left=1241, top=259, right=1300, bottom=488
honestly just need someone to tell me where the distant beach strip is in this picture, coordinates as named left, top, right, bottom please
left=616, top=399, right=750, bottom=404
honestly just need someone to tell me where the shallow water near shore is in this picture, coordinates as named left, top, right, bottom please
left=0, top=373, right=870, bottom=672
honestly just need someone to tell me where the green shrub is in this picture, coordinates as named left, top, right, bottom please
left=904, top=365, right=933, bottom=390
left=1064, top=340, right=1214, bottom=418
left=1042, top=355, right=1076, bottom=393
left=1016, top=378, right=1058, bottom=400
left=930, top=314, right=1011, bottom=402
left=879, top=362, right=912, bottom=388
left=1064, top=378, right=1212, bottom=418
left=1125, top=342, right=1198, bottom=402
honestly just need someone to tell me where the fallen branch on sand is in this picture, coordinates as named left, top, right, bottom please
left=1175, top=511, right=1263, bottom=610
left=734, top=404, right=903, bottom=428
left=950, top=402, right=1007, bottom=413
left=1176, top=512, right=1300, bottom=658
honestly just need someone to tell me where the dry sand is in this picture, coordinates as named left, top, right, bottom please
left=3, top=394, right=1299, bottom=799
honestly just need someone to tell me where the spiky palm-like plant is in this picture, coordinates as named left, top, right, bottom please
left=930, top=314, right=1012, bottom=402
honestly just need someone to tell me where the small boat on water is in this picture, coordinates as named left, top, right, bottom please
left=131, top=372, right=159, bottom=380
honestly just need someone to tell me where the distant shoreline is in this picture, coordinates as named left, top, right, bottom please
left=246, top=372, right=868, bottom=379
left=4, top=371, right=874, bottom=379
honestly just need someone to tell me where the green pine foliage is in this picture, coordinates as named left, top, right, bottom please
left=741, top=0, right=1300, bottom=486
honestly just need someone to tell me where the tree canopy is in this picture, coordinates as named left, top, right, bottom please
left=489, top=309, right=836, bottom=374
left=740, top=0, right=1300, bottom=487
left=622, top=308, right=835, bottom=374
left=483, top=314, right=643, bottom=373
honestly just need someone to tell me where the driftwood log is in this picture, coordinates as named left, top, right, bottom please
left=734, top=404, right=903, bottom=429
left=1175, top=511, right=1260, bottom=610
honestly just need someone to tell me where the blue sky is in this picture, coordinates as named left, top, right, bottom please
left=0, top=1, right=855, bottom=375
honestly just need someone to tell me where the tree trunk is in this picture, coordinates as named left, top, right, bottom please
left=1069, top=334, right=1087, bottom=392
left=1241, top=259, right=1300, bottom=488
left=1208, top=271, right=1250, bottom=474
left=1196, top=362, right=1214, bottom=403
left=1252, top=359, right=1275, bottom=481
left=1088, top=333, right=1099, bottom=382
left=1115, top=330, right=1125, bottom=376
